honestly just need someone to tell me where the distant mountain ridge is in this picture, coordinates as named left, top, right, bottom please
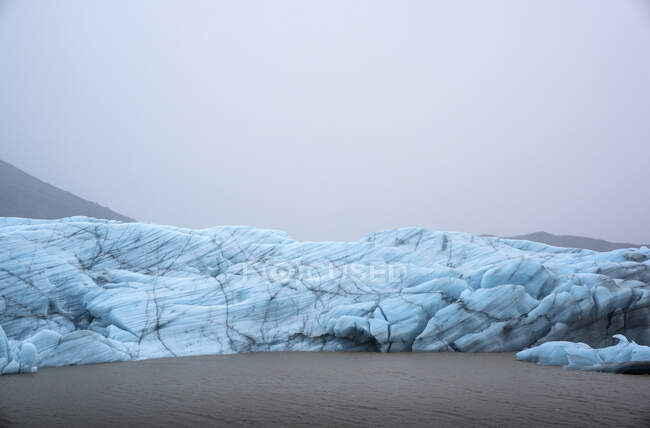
left=0, top=159, right=134, bottom=222
left=2, top=157, right=643, bottom=251
left=499, top=231, right=646, bottom=252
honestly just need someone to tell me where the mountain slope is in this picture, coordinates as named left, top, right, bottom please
left=504, top=231, right=646, bottom=252
left=0, top=159, right=133, bottom=222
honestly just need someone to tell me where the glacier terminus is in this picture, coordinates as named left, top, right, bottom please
left=1, top=217, right=648, bottom=374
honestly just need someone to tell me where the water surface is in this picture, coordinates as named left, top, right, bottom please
left=1, top=352, right=648, bottom=427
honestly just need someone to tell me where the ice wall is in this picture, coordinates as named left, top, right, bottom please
left=1, top=217, right=648, bottom=374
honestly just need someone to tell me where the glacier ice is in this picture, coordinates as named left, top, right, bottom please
left=517, top=334, right=650, bottom=373
left=0, top=217, right=648, bottom=374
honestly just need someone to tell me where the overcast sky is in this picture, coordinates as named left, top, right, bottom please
left=1, top=0, right=649, bottom=242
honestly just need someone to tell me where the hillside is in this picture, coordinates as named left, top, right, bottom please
left=0, top=159, right=133, bottom=222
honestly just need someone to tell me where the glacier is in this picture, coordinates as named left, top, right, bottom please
left=0, top=217, right=648, bottom=374
left=517, top=335, right=650, bottom=373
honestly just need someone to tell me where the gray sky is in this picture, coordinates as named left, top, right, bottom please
left=1, top=0, right=649, bottom=243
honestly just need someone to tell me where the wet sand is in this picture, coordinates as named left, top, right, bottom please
left=0, top=352, right=648, bottom=427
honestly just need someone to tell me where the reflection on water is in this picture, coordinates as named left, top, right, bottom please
left=0, top=352, right=648, bottom=427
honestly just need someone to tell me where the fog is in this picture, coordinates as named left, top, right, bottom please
left=1, top=0, right=649, bottom=242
